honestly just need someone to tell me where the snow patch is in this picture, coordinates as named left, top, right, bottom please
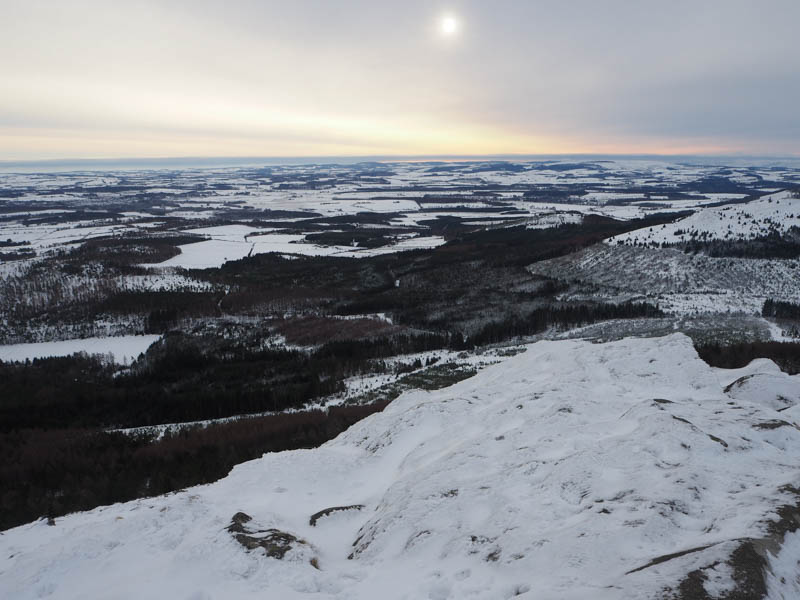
left=0, top=334, right=161, bottom=365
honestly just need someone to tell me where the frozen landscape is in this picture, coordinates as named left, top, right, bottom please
left=1, top=158, right=800, bottom=599
left=2, top=335, right=799, bottom=599
left=3, top=158, right=800, bottom=267
left=4, top=0, right=800, bottom=596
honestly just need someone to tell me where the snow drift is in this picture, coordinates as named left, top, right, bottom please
left=2, top=334, right=799, bottom=599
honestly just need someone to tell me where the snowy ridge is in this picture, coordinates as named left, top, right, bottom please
left=610, top=190, right=800, bottom=246
left=1, top=334, right=799, bottom=599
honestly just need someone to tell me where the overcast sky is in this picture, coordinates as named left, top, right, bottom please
left=1, top=0, right=799, bottom=159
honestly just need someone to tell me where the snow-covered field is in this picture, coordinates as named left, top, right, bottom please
left=5, top=159, right=797, bottom=265
left=0, top=222, right=136, bottom=251
left=2, top=334, right=798, bottom=599
left=0, top=334, right=160, bottom=364
left=152, top=230, right=446, bottom=269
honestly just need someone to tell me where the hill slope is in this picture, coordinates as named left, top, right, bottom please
left=1, top=335, right=799, bottom=599
left=610, top=190, right=799, bottom=246
left=528, top=243, right=800, bottom=315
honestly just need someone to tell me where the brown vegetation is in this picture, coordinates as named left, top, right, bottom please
left=0, top=402, right=387, bottom=531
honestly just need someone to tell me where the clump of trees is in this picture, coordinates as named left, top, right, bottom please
left=68, top=234, right=204, bottom=267
left=673, top=229, right=800, bottom=259
left=763, top=298, right=800, bottom=320
left=465, top=302, right=663, bottom=346
left=695, top=341, right=800, bottom=374
left=0, top=300, right=666, bottom=434
left=0, top=337, right=348, bottom=431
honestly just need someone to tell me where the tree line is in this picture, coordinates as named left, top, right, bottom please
left=1, top=298, right=665, bottom=434
left=695, top=340, right=800, bottom=374
left=0, top=402, right=387, bottom=531
left=763, top=298, right=800, bottom=320
left=465, top=302, right=664, bottom=346
left=672, top=229, right=800, bottom=260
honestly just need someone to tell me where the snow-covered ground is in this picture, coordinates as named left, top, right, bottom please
left=6, top=159, right=797, bottom=264
left=524, top=212, right=583, bottom=229
left=0, top=222, right=136, bottom=251
left=152, top=232, right=446, bottom=269
left=0, top=334, right=160, bottom=365
left=610, top=190, right=799, bottom=246
left=181, top=224, right=276, bottom=241
left=2, top=334, right=799, bottom=599
left=529, top=244, right=800, bottom=316
left=766, top=530, right=800, bottom=598
left=121, top=272, right=211, bottom=292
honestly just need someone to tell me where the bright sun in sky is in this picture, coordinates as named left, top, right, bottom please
left=441, top=16, right=458, bottom=36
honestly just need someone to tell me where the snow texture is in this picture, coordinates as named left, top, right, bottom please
left=1, top=334, right=799, bottom=599
left=766, top=530, right=800, bottom=599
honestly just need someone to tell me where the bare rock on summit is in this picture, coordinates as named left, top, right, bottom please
left=227, top=512, right=317, bottom=564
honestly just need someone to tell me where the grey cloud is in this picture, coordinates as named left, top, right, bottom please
left=1, top=0, right=798, bottom=156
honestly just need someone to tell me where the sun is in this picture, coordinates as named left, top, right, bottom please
left=441, top=16, right=458, bottom=36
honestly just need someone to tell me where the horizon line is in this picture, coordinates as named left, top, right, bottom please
left=2, top=152, right=800, bottom=173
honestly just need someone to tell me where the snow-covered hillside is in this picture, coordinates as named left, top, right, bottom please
left=528, top=243, right=800, bottom=315
left=610, top=190, right=800, bottom=246
left=2, top=334, right=799, bottom=599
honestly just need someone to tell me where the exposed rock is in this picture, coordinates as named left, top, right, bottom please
left=227, top=512, right=315, bottom=562
left=752, top=419, right=797, bottom=430
left=308, top=505, right=364, bottom=527
left=668, top=488, right=800, bottom=599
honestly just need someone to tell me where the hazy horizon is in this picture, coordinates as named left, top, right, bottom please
left=3, top=152, right=800, bottom=173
